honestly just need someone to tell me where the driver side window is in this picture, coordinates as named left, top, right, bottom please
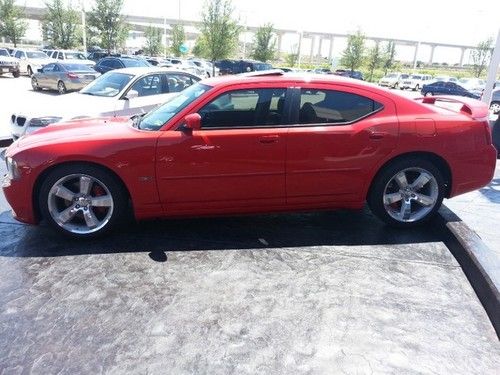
left=199, top=88, right=287, bottom=128
left=129, top=74, right=162, bottom=97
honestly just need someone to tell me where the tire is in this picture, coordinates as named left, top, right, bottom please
left=393, top=82, right=399, bottom=89
left=368, top=157, right=445, bottom=227
left=27, top=66, right=33, bottom=76
left=57, top=81, right=67, bottom=95
left=13, top=71, right=20, bottom=78
left=490, top=101, right=500, bottom=115
left=31, top=76, right=40, bottom=91
left=39, top=164, right=129, bottom=238
left=413, top=84, right=419, bottom=92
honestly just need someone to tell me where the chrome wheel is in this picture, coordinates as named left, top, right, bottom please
left=31, top=77, right=39, bottom=91
left=490, top=101, right=500, bottom=114
left=57, top=81, right=67, bottom=94
left=383, top=167, right=439, bottom=223
left=47, top=174, right=114, bottom=235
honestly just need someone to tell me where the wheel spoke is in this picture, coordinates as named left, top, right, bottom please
left=394, top=172, right=409, bottom=189
left=384, top=192, right=403, bottom=205
left=83, top=209, right=99, bottom=228
left=414, top=193, right=435, bottom=207
left=91, top=195, right=113, bottom=207
left=54, top=185, right=75, bottom=202
left=79, top=176, right=92, bottom=195
left=410, top=172, right=431, bottom=191
left=399, top=200, right=412, bottom=221
left=56, top=205, right=77, bottom=224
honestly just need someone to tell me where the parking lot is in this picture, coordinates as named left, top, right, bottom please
left=1, top=75, right=499, bottom=374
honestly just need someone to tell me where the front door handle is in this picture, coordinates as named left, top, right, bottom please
left=259, top=135, right=279, bottom=144
left=369, top=131, right=388, bottom=140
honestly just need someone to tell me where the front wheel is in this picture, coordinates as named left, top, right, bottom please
left=27, top=66, right=33, bottom=76
left=368, top=158, right=445, bottom=227
left=39, top=164, right=129, bottom=238
left=31, top=76, right=40, bottom=91
left=490, top=101, right=500, bottom=114
left=13, top=71, right=20, bottom=78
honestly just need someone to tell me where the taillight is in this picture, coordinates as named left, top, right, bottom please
left=66, top=72, right=78, bottom=79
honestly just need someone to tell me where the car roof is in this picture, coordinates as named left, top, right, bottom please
left=106, top=67, right=198, bottom=76
left=203, top=72, right=394, bottom=94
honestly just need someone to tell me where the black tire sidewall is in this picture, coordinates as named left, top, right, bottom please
left=368, top=158, right=445, bottom=227
left=39, top=164, right=128, bottom=238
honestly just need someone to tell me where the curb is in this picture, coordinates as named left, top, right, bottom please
left=438, top=205, right=500, bottom=338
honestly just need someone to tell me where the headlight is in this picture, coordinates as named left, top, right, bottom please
left=6, top=157, right=20, bottom=180
left=29, top=117, right=62, bottom=127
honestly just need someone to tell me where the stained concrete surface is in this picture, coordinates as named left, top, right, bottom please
left=1, top=207, right=499, bottom=374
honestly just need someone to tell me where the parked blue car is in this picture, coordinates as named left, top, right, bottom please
left=421, top=81, right=480, bottom=99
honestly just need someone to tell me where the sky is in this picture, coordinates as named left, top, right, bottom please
left=17, top=0, right=500, bottom=63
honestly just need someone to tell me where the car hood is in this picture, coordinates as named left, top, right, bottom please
left=13, top=92, right=116, bottom=120
left=28, top=58, right=53, bottom=65
left=0, top=56, right=19, bottom=63
left=14, top=116, right=135, bottom=150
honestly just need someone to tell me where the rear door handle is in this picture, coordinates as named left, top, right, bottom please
left=259, top=135, right=280, bottom=144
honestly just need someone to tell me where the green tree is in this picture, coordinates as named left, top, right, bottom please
left=143, top=25, right=163, bottom=56
left=87, top=0, right=129, bottom=53
left=340, top=30, right=366, bottom=72
left=285, top=44, right=299, bottom=67
left=42, top=0, right=79, bottom=49
left=251, top=23, right=276, bottom=62
left=383, top=41, right=396, bottom=75
left=170, top=24, right=186, bottom=57
left=471, top=38, right=493, bottom=78
left=200, top=0, right=240, bottom=75
left=192, top=36, right=208, bottom=58
left=0, top=0, right=27, bottom=47
left=366, top=42, right=382, bottom=82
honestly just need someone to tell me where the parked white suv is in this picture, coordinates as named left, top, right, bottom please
left=10, top=67, right=200, bottom=139
left=378, top=73, right=409, bottom=89
left=400, top=74, right=433, bottom=91
left=12, top=49, right=53, bottom=76
left=48, top=49, right=95, bottom=67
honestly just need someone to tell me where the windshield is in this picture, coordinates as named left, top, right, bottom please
left=65, top=52, right=87, bottom=60
left=400, top=74, right=409, bottom=79
left=138, top=83, right=212, bottom=131
left=411, top=75, right=422, bottom=79
left=459, top=78, right=470, bottom=84
left=80, top=72, right=134, bottom=97
left=386, top=73, right=398, bottom=78
left=122, top=59, right=150, bottom=67
left=62, top=63, right=95, bottom=71
left=0, top=49, right=9, bottom=57
left=27, top=51, right=49, bottom=59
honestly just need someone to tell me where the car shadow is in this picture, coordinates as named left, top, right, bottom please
left=0, top=207, right=446, bottom=259
left=479, top=178, right=500, bottom=204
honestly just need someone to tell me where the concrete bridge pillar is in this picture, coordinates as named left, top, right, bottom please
left=317, top=37, right=323, bottom=58
left=309, top=36, right=315, bottom=62
left=412, top=42, right=420, bottom=70
left=459, top=47, right=466, bottom=67
left=428, top=45, right=436, bottom=65
left=328, top=36, right=335, bottom=61
left=276, top=32, right=283, bottom=56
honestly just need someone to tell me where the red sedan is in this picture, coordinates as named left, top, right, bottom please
left=3, top=72, right=497, bottom=238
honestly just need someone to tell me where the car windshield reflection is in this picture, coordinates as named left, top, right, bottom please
left=138, top=83, right=212, bottom=131
left=80, top=72, right=134, bottom=97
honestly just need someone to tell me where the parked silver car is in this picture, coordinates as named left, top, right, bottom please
left=31, top=62, right=100, bottom=94
left=490, top=89, right=500, bottom=114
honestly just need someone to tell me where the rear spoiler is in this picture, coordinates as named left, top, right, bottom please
left=415, top=95, right=489, bottom=119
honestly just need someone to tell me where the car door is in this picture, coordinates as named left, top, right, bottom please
left=15, top=50, right=27, bottom=73
left=49, top=63, right=62, bottom=89
left=155, top=86, right=290, bottom=212
left=286, top=85, right=398, bottom=204
left=37, top=63, right=54, bottom=88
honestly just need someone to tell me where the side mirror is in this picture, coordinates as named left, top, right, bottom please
left=37, top=68, right=43, bottom=73
left=183, top=113, right=201, bottom=131
left=125, top=90, right=139, bottom=100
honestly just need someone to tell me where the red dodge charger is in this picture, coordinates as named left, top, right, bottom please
left=3, top=71, right=497, bottom=238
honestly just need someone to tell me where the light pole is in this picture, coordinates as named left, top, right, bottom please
left=482, top=29, right=500, bottom=107
left=297, top=31, right=303, bottom=69
left=80, top=0, right=87, bottom=53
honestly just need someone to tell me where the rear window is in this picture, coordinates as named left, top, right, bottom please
left=61, top=64, right=94, bottom=71
left=122, top=59, right=150, bottom=67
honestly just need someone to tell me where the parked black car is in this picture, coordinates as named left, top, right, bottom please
left=94, top=56, right=151, bottom=74
left=334, top=69, right=364, bottom=80
left=215, top=59, right=272, bottom=75
left=421, top=81, right=480, bottom=99
left=87, top=51, right=120, bottom=62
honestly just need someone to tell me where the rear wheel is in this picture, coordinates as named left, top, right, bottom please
left=490, top=101, right=500, bottom=114
left=368, top=158, right=445, bottom=227
left=413, top=84, right=419, bottom=91
left=31, top=76, right=40, bottom=91
left=27, top=66, right=33, bottom=76
left=39, top=164, right=129, bottom=238
left=57, top=80, right=67, bottom=94
left=12, top=71, right=20, bottom=78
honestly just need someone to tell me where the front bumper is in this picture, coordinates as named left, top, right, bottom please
left=0, top=65, right=20, bottom=74
left=2, top=174, right=37, bottom=224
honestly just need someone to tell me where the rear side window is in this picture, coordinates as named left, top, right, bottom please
left=299, top=89, right=382, bottom=124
